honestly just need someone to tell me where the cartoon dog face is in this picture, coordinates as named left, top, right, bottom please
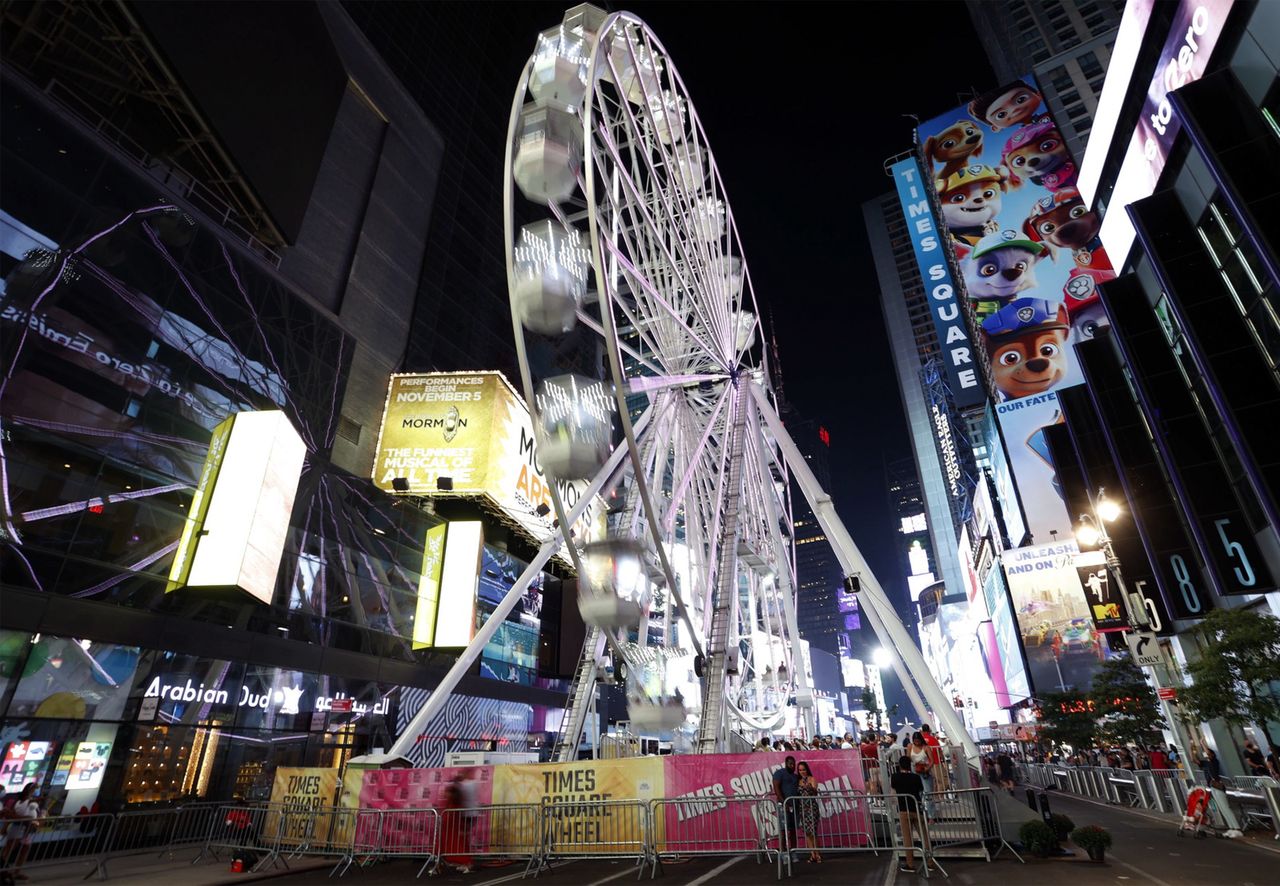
left=991, top=327, right=1070, bottom=399
left=1069, top=302, right=1109, bottom=344
left=940, top=179, right=1003, bottom=231
left=969, top=83, right=1043, bottom=132
left=925, top=121, right=984, bottom=177
left=1003, top=125, right=1070, bottom=186
left=963, top=244, right=1045, bottom=301
left=1023, top=189, right=1100, bottom=251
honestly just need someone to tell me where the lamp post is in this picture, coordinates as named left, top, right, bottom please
left=1075, top=488, right=1196, bottom=762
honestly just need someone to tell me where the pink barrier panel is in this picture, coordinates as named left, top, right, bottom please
left=360, top=765, right=494, bottom=852
left=662, top=751, right=866, bottom=848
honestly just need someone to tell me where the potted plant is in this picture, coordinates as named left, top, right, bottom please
left=1018, top=819, right=1058, bottom=858
left=1071, top=825, right=1113, bottom=862
left=1048, top=813, right=1075, bottom=843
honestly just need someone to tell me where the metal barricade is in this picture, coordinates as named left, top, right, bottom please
left=92, top=807, right=177, bottom=878
left=272, top=805, right=361, bottom=875
left=922, top=786, right=1022, bottom=863
left=778, top=791, right=916, bottom=879
left=432, top=804, right=543, bottom=878
left=195, top=804, right=284, bottom=872
left=541, top=798, right=652, bottom=876
left=0, top=812, right=114, bottom=880
left=167, top=802, right=233, bottom=861
left=363, top=807, right=438, bottom=876
left=651, top=796, right=778, bottom=867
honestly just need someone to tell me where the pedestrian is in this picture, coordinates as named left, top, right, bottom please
left=772, top=755, right=800, bottom=857
left=1199, top=748, right=1224, bottom=788
left=890, top=756, right=935, bottom=874
left=1242, top=740, right=1268, bottom=776
left=438, top=774, right=473, bottom=874
left=920, top=724, right=948, bottom=789
left=1149, top=745, right=1170, bottom=771
left=996, top=750, right=1016, bottom=794
left=757, top=737, right=772, bottom=752
left=860, top=733, right=882, bottom=793
left=1266, top=748, right=1279, bottom=780
left=840, top=733, right=855, bottom=750
left=796, top=761, right=822, bottom=863
left=1167, top=744, right=1181, bottom=767
left=908, top=732, right=934, bottom=815
left=1, top=783, right=41, bottom=881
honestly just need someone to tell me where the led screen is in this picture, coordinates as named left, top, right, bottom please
left=476, top=545, right=544, bottom=685
left=1001, top=541, right=1105, bottom=692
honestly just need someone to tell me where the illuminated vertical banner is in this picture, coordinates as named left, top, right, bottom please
left=168, top=410, right=307, bottom=603
left=412, top=523, right=449, bottom=649
left=889, top=158, right=985, bottom=407
left=434, top=521, right=484, bottom=647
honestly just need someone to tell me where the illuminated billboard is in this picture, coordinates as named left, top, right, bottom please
left=167, top=410, right=307, bottom=603
left=412, top=523, right=448, bottom=649
left=994, top=391, right=1073, bottom=545
left=1093, top=0, right=1237, bottom=266
left=888, top=158, right=986, bottom=407
left=984, top=407, right=1028, bottom=548
left=1001, top=541, right=1105, bottom=692
left=982, top=564, right=1031, bottom=705
left=372, top=372, right=605, bottom=555
left=918, top=74, right=1114, bottom=404
left=435, top=521, right=484, bottom=648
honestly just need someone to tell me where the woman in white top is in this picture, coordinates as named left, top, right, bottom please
left=2, top=783, right=42, bottom=880
left=908, top=733, right=935, bottom=818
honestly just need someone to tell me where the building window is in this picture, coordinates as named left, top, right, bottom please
left=1079, top=52, right=1104, bottom=81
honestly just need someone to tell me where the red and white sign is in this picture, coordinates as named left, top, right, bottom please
left=1157, top=687, right=1177, bottom=701
left=329, top=698, right=354, bottom=713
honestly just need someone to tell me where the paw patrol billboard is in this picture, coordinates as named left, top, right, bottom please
left=918, top=76, right=1117, bottom=547
left=918, top=75, right=1116, bottom=405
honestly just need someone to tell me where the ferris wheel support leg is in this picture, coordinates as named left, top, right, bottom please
left=745, top=393, right=815, bottom=737
left=386, top=418, right=639, bottom=763
left=747, top=382, right=982, bottom=766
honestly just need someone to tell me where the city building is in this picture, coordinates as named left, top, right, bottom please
left=789, top=417, right=862, bottom=662
left=1049, top=0, right=1280, bottom=773
left=0, top=1, right=577, bottom=811
left=966, top=0, right=1125, bottom=176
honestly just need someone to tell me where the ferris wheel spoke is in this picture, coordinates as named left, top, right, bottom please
left=590, top=110, right=731, bottom=366
left=662, top=384, right=732, bottom=534
left=608, top=30, right=734, bottom=357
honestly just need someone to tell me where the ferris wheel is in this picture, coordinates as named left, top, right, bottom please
left=503, top=4, right=809, bottom=755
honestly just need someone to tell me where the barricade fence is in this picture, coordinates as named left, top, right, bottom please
left=1, top=789, right=1046, bottom=881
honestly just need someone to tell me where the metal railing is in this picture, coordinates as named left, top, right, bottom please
left=0, top=788, right=1037, bottom=881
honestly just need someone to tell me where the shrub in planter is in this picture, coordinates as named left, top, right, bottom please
left=1071, top=825, right=1112, bottom=861
left=1048, top=813, right=1076, bottom=841
left=1018, top=819, right=1058, bottom=858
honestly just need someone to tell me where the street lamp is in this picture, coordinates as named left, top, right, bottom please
left=872, top=647, right=892, bottom=669
left=1078, top=487, right=1196, bottom=759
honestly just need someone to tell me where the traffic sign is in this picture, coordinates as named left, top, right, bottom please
left=1126, top=631, right=1162, bottom=668
left=1157, top=687, right=1177, bottom=701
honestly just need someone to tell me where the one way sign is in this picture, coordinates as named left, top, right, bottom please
left=1126, top=631, right=1162, bottom=668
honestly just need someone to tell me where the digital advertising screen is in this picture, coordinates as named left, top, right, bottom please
left=1001, top=542, right=1105, bottom=693
left=476, top=545, right=544, bottom=685
left=1, top=741, right=52, bottom=790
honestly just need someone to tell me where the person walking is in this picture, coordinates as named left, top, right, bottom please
left=1149, top=745, right=1170, bottom=771
left=437, top=775, right=473, bottom=874
left=860, top=733, right=882, bottom=794
left=1199, top=748, right=1224, bottom=788
left=908, top=733, right=935, bottom=818
left=1, top=783, right=42, bottom=881
left=796, top=761, right=823, bottom=863
left=1242, top=740, right=1268, bottom=776
left=773, top=755, right=800, bottom=859
left=890, top=756, right=935, bottom=874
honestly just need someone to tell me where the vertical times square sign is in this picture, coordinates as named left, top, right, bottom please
left=890, top=158, right=984, bottom=408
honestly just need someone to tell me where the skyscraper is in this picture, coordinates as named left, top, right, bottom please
left=966, top=0, right=1125, bottom=165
